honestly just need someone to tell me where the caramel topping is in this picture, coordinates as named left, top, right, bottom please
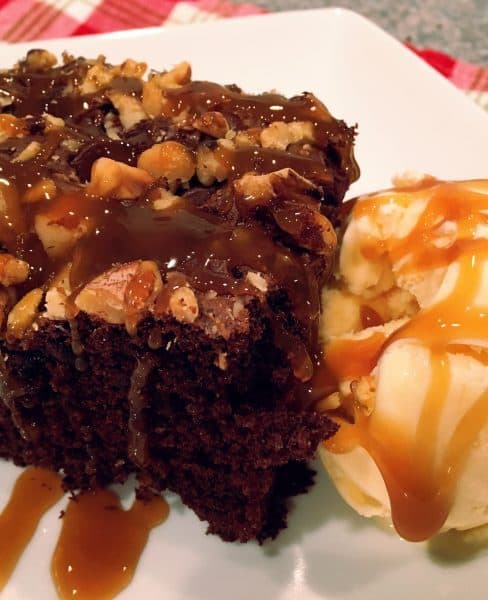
left=51, top=489, right=168, bottom=600
left=0, top=468, right=64, bottom=591
left=324, top=179, right=488, bottom=541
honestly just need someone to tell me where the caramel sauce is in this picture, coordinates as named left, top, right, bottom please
left=324, top=179, right=488, bottom=541
left=51, top=489, right=169, bottom=600
left=127, top=357, right=155, bottom=467
left=0, top=467, right=64, bottom=591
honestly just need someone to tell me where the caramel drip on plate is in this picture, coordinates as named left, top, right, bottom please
left=324, top=180, right=488, bottom=541
left=51, top=489, right=168, bottom=600
left=0, top=467, right=63, bottom=591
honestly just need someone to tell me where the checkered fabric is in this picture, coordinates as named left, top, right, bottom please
left=0, top=0, right=486, bottom=111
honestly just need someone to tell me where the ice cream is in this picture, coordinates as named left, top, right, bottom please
left=319, top=176, right=488, bottom=541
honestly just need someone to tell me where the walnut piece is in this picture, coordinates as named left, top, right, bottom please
left=79, top=56, right=146, bottom=95
left=44, top=265, right=71, bottom=320
left=193, top=112, right=229, bottom=138
left=88, top=157, right=154, bottom=199
left=137, top=141, right=195, bottom=184
left=0, top=114, right=25, bottom=143
left=0, top=253, right=29, bottom=286
left=350, top=376, right=376, bottom=416
left=12, top=141, right=41, bottom=163
left=245, top=271, right=268, bottom=293
left=75, top=261, right=162, bottom=326
left=168, top=286, right=199, bottom=323
left=7, top=288, right=43, bottom=339
left=260, top=121, right=314, bottom=151
left=196, top=145, right=227, bottom=186
left=142, top=62, right=191, bottom=117
left=152, top=188, right=181, bottom=211
left=107, top=91, right=148, bottom=131
left=25, top=49, right=57, bottom=71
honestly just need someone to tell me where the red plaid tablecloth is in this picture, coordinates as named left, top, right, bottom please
left=0, top=0, right=487, bottom=111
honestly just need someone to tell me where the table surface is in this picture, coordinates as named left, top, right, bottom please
left=234, top=0, right=487, bottom=65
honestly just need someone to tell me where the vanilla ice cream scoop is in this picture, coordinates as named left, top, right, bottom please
left=319, top=177, right=488, bottom=541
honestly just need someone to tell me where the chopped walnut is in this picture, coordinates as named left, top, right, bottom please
left=79, top=58, right=114, bottom=94
left=142, top=62, right=191, bottom=117
left=0, top=114, right=25, bottom=143
left=193, top=112, right=229, bottom=138
left=75, top=260, right=162, bottom=326
left=151, top=61, right=191, bottom=89
left=214, top=352, right=228, bottom=371
left=234, top=168, right=336, bottom=255
left=152, top=188, right=181, bottom=211
left=12, top=141, right=41, bottom=163
left=0, top=253, right=29, bottom=286
left=7, top=288, right=43, bottom=339
left=315, top=392, right=341, bottom=413
left=88, top=157, right=154, bottom=199
left=137, top=141, right=195, bottom=184
left=350, top=376, right=376, bottom=416
left=168, top=286, right=199, bottom=324
left=260, top=121, right=314, bottom=151
left=79, top=56, right=147, bottom=95
left=43, top=113, right=65, bottom=131
left=44, top=265, right=71, bottom=320
left=234, top=128, right=261, bottom=148
left=103, top=112, right=121, bottom=140
left=25, top=49, right=57, bottom=71
left=35, top=197, right=93, bottom=259
left=196, top=145, right=227, bottom=186
left=245, top=271, right=268, bottom=293
left=107, top=91, right=148, bottom=130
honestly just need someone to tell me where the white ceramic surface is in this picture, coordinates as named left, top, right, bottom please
left=1, top=8, right=488, bottom=600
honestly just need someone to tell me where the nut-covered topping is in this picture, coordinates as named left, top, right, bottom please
left=107, top=91, right=148, bottom=131
left=168, top=286, right=199, bottom=323
left=193, top=111, right=229, bottom=138
left=260, top=121, right=314, bottom=151
left=0, top=253, right=30, bottom=286
left=88, top=157, right=154, bottom=199
left=6, top=288, right=43, bottom=339
left=137, top=141, right=195, bottom=184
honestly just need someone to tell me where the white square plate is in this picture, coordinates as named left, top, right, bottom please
left=1, top=8, right=488, bottom=600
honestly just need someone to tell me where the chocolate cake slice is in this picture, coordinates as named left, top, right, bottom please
left=0, top=50, right=359, bottom=542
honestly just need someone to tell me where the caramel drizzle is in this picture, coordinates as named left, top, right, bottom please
left=0, top=467, right=169, bottom=598
left=0, top=467, right=64, bottom=591
left=324, top=180, right=488, bottom=541
left=127, top=356, right=156, bottom=467
left=51, top=488, right=168, bottom=600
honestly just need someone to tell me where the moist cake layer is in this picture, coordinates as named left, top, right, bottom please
left=0, top=50, right=358, bottom=541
